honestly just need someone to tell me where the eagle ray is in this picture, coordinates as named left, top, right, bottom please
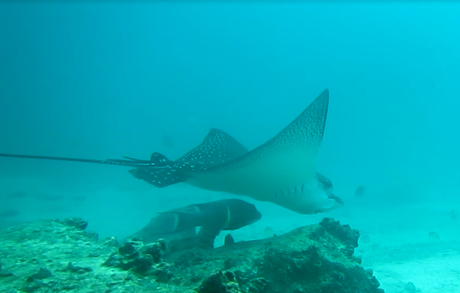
left=182, top=89, right=339, bottom=214
left=0, top=89, right=341, bottom=214
left=133, top=89, right=341, bottom=214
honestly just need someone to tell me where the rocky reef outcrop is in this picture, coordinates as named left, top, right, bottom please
left=0, top=217, right=384, bottom=293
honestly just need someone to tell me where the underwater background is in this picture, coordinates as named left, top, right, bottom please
left=1, top=2, right=460, bottom=292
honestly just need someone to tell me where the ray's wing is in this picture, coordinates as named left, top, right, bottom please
left=222, top=89, right=329, bottom=170
left=0, top=129, right=248, bottom=187
left=129, top=129, right=249, bottom=188
left=174, top=128, right=249, bottom=171
left=183, top=89, right=330, bottom=200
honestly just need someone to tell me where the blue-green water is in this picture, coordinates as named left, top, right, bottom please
left=1, top=2, right=460, bottom=291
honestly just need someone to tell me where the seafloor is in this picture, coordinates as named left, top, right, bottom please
left=0, top=217, right=383, bottom=293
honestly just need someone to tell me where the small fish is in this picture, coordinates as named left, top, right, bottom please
left=71, top=195, right=87, bottom=201
left=130, top=199, right=262, bottom=244
left=0, top=209, right=20, bottom=218
left=7, top=192, right=27, bottom=199
left=161, top=133, right=175, bottom=149
left=450, top=209, right=460, bottom=221
left=263, top=227, right=276, bottom=238
left=359, top=234, right=371, bottom=244
left=354, top=185, right=365, bottom=198
left=34, top=194, right=65, bottom=201
left=428, top=231, right=440, bottom=240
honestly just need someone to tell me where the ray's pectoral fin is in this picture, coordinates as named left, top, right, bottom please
left=129, top=152, right=186, bottom=188
left=149, top=152, right=174, bottom=167
left=129, top=129, right=249, bottom=188
left=183, top=89, right=336, bottom=214
left=188, top=89, right=329, bottom=185
left=129, top=167, right=187, bottom=188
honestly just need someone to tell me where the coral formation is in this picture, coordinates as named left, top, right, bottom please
left=0, top=217, right=384, bottom=293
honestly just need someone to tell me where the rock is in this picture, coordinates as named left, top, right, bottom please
left=165, top=217, right=384, bottom=293
left=197, top=270, right=241, bottom=293
left=62, top=217, right=88, bottom=230
left=104, top=238, right=166, bottom=275
left=404, top=282, right=418, bottom=292
left=319, top=217, right=360, bottom=247
left=0, top=217, right=384, bottom=293
left=26, top=268, right=52, bottom=282
left=143, top=240, right=166, bottom=263
left=66, top=262, right=93, bottom=274
left=0, top=271, right=13, bottom=278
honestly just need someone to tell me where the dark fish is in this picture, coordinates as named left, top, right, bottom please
left=71, top=195, right=87, bottom=201
left=428, top=231, right=440, bottom=240
left=450, top=209, right=460, bottom=221
left=263, top=227, right=276, bottom=238
left=359, top=234, right=371, bottom=244
left=34, top=194, right=65, bottom=201
left=161, top=133, right=175, bottom=149
left=354, top=185, right=365, bottom=198
left=0, top=209, right=20, bottom=218
left=131, top=199, right=261, bottom=244
left=7, top=192, right=27, bottom=199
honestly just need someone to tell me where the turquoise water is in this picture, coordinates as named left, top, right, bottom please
left=0, top=2, right=460, bottom=291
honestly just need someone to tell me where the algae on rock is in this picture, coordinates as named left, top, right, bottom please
left=0, top=217, right=384, bottom=293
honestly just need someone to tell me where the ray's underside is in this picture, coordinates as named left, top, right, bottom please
left=184, top=89, right=330, bottom=200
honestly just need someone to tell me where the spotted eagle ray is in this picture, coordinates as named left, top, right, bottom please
left=0, top=89, right=342, bottom=214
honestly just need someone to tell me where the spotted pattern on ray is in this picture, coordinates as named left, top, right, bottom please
left=175, top=129, right=248, bottom=172
left=195, top=89, right=329, bottom=172
left=130, top=129, right=249, bottom=188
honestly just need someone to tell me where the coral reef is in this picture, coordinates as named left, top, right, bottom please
left=0, top=217, right=384, bottom=293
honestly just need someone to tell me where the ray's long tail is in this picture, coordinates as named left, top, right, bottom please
left=0, top=152, right=150, bottom=167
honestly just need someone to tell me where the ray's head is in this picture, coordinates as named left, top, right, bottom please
left=316, top=173, right=343, bottom=212
left=299, top=188, right=343, bottom=215
left=310, top=177, right=344, bottom=214
left=287, top=174, right=344, bottom=215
